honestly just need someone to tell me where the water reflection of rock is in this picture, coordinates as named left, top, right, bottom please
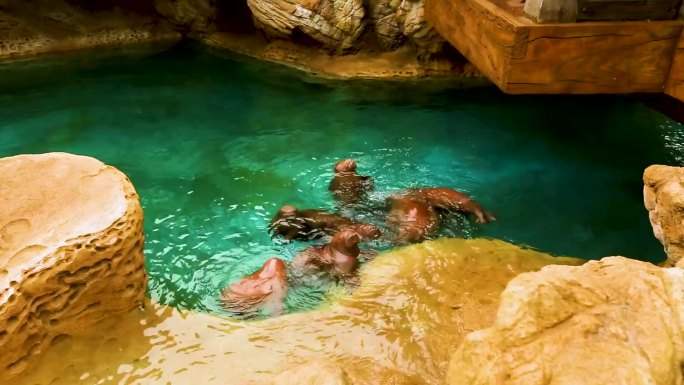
left=2, top=238, right=581, bottom=385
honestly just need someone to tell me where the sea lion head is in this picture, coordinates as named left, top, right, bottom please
left=278, top=205, right=298, bottom=218
left=346, top=223, right=382, bottom=240
left=256, top=258, right=287, bottom=281
left=334, top=159, right=357, bottom=174
left=331, top=229, right=361, bottom=255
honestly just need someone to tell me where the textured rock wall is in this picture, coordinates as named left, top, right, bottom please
left=154, top=0, right=218, bottom=31
left=243, top=0, right=444, bottom=54
left=0, top=153, right=146, bottom=382
left=446, top=257, right=684, bottom=385
left=0, top=0, right=180, bottom=61
left=367, top=0, right=444, bottom=54
left=644, top=165, right=684, bottom=267
left=246, top=0, right=365, bottom=52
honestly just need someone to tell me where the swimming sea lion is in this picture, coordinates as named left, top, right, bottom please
left=220, top=258, right=288, bottom=317
left=290, top=229, right=361, bottom=281
left=329, top=159, right=374, bottom=206
left=406, top=187, right=496, bottom=224
left=269, top=205, right=381, bottom=241
left=387, top=195, right=440, bottom=244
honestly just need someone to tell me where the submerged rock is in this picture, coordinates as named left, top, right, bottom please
left=446, top=257, right=684, bottom=385
left=2, top=238, right=580, bottom=385
left=644, top=165, right=684, bottom=267
left=0, top=153, right=146, bottom=382
left=246, top=0, right=365, bottom=52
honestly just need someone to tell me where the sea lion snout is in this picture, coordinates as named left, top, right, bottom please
left=348, top=223, right=381, bottom=240
left=259, top=258, right=287, bottom=279
left=334, top=159, right=357, bottom=173
left=279, top=205, right=298, bottom=217
left=333, top=229, right=361, bottom=248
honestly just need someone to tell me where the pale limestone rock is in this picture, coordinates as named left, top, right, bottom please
left=643, top=165, right=684, bottom=266
left=0, top=153, right=146, bottom=382
left=246, top=0, right=365, bottom=52
left=446, top=257, right=684, bottom=385
left=367, top=0, right=445, bottom=55
left=154, top=0, right=218, bottom=32
left=270, top=361, right=352, bottom=385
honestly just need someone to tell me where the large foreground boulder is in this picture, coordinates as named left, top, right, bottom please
left=5, top=238, right=580, bottom=385
left=447, top=257, right=684, bottom=385
left=644, top=165, right=684, bottom=267
left=0, top=153, right=146, bottom=381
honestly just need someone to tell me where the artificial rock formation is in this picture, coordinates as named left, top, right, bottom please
left=246, top=0, right=365, bottom=52
left=367, top=0, right=445, bottom=55
left=643, top=165, right=684, bottom=267
left=447, top=257, right=684, bottom=385
left=0, top=153, right=146, bottom=382
left=154, top=0, right=218, bottom=32
left=0, top=0, right=180, bottom=61
left=4, top=238, right=580, bottom=385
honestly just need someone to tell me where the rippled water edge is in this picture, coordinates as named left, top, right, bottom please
left=2, top=239, right=581, bottom=385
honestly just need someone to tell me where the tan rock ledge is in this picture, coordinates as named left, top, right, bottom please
left=3, top=238, right=581, bottom=385
left=0, top=153, right=146, bottom=382
left=201, top=32, right=487, bottom=82
left=447, top=256, right=684, bottom=385
left=644, top=165, right=684, bottom=267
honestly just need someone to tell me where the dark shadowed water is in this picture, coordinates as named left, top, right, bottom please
left=0, top=43, right=681, bottom=315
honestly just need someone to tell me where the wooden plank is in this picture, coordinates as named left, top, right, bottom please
left=577, top=0, right=681, bottom=21
left=425, top=0, right=523, bottom=87
left=426, top=0, right=684, bottom=95
left=666, top=28, right=684, bottom=101
left=505, top=22, right=682, bottom=93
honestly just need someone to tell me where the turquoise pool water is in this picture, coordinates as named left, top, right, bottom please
left=0, top=44, right=681, bottom=315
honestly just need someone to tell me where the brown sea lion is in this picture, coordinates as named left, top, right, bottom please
left=220, top=258, right=288, bottom=316
left=269, top=205, right=381, bottom=241
left=406, top=187, right=496, bottom=224
left=290, top=229, right=361, bottom=282
left=329, top=159, right=374, bottom=206
left=387, top=195, right=440, bottom=244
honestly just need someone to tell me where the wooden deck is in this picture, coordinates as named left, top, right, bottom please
left=425, top=0, right=684, bottom=101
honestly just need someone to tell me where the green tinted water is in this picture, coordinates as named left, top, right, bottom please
left=0, top=44, right=681, bottom=315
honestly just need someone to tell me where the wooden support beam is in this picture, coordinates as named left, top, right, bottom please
left=426, top=0, right=684, bottom=95
left=666, top=28, right=684, bottom=102
left=506, top=23, right=681, bottom=94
